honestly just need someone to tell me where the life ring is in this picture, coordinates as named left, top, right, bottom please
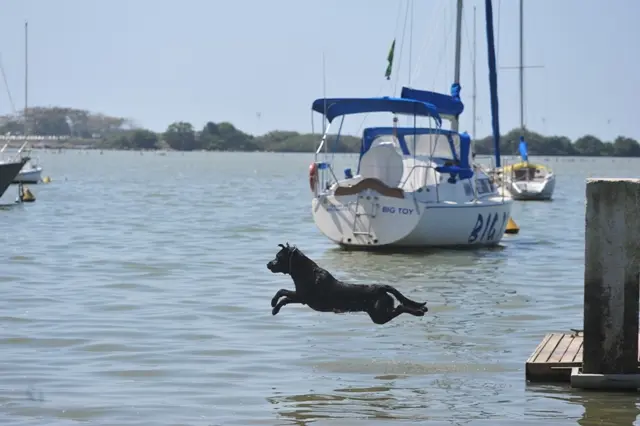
left=309, top=162, right=318, bottom=192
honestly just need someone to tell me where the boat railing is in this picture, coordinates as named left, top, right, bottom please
left=400, top=163, right=440, bottom=203
left=313, top=159, right=340, bottom=198
left=471, top=165, right=481, bottom=201
left=315, top=135, right=327, bottom=155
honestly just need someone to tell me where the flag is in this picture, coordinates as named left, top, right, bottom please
left=385, top=39, right=395, bottom=80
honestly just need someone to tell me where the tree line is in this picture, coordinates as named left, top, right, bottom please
left=0, top=107, right=638, bottom=156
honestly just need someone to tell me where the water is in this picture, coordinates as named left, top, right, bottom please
left=1, top=151, right=639, bottom=425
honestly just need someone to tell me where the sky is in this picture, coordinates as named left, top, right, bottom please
left=0, top=0, right=637, bottom=141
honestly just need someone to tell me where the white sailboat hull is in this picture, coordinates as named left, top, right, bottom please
left=499, top=174, right=555, bottom=201
left=312, top=193, right=513, bottom=248
left=13, top=166, right=42, bottom=184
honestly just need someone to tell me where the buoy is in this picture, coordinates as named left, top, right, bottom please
left=18, top=184, right=36, bottom=203
left=309, top=162, right=318, bottom=193
left=41, top=176, right=51, bottom=184
left=505, top=217, right=520, bottom=234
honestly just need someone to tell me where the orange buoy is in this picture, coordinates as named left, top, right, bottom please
left=504, top=217, right=520, bottom=235
left=309, top=162, right=318, bottom=193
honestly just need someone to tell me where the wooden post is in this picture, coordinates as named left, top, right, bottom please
left=582, top=179, right=640, bottom=377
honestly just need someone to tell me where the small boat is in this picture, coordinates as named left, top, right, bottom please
left=0, top=157, right=28, bottom=198
left=13, top=158, right=42, bottom=184
left=0, top=22, right=46, bottom=186
left=489, top=0, right=556, bottom=201
left=0, top=142, right=44, bottom=184
left=494, top=137, right=556, bottom=200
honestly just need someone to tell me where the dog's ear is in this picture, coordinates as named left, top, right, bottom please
left=286, top=242, right=290, bottom=247
left=278, top=244, right=285, bottom=249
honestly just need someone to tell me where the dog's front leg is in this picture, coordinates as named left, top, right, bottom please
left=271, top=289, right=297, bottom=307
left=272, top=296, right=300, bottom=315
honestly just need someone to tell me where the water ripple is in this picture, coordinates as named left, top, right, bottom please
left=0, top=152, right=637, bottom=425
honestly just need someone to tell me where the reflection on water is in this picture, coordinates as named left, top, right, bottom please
left=563, top=389, right=639, bottom=426
left=272, top=385, right=640, bottom=426
left=575, top=392, right=640, bottom=426
left=528, top=386, right=640, bottom=426
left=268, top=385, right=424, bottom=425
left=318, top=245, right=510, bottom=286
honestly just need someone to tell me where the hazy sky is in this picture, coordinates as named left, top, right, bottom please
left=0, top=0, right=636, bottom=141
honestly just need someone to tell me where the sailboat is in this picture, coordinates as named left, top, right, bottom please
left=0, top=21, right=44, bottom=185
left=491, top=0, right=556, bottom=201
left=306, top=0, right=512, bottom=248
left=0, top=156, right=28, bottom=199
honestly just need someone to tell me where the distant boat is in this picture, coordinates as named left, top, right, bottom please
left=0, top=157, right=29, bottom=198
left=13, top=159, right=42, bottom=184
left=7, top=21, right=45, bottom=185
left=0, top=142, right=43, bottom=184
left=488, top=0, right=555, bottom=201
left=494, top=137, right=556, bottom=201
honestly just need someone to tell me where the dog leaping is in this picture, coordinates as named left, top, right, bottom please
left=266, top=243, right=428, bottom=325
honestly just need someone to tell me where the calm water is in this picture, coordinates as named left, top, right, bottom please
left=1, top=151, right=639, bottom=426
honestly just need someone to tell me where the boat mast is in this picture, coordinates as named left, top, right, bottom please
left=322, top=51, right=327, bottom=156
left=519, top=0, right=524, bottom=135
left=518, top=0, right=529, bottom=181
left=472, top=6, right=477, bottom=140
left=485, top=0, right=502, bottom=168
left=24, top=21, right=28, bottom=145
left=451, top=0, right=463, bottom=133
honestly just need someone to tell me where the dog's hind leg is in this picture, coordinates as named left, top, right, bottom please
left=368, top=309, right=401, bottom=325
left=367, top=294, right=402, bottom=325
left=272, top=297, right=300, bottom=315
left=368, top=304, right=425, bottom=324
left=271, top=289, right=297, bottom=308
left=380, top=285, right=426, bottom=309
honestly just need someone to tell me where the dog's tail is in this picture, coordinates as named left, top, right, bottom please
left=382, top=285, right=426, bottom=308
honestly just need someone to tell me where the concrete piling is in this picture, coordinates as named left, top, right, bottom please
left=575, top=178, right=640, bottom=389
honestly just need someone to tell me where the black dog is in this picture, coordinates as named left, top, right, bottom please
left=266, top=243, right=428, bottom=324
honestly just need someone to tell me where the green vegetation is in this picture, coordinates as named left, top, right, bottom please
left=0, top=107, right=638, bottom=156
left=474, top=128, right=640, bottom=157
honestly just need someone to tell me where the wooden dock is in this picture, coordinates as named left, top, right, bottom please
left=526, top=331, right=640, bottom=383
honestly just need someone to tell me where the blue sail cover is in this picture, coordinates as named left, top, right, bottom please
left=518, top=136, right=529, bottom=162
left=311, top=97, right=442, bottom=125
left=400, top=84, right=465, bottom=118
left=435, top=132, right=473, bottom=180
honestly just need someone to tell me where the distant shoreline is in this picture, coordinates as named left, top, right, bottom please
left=0, top=106, right=638, bottom=156
left=4, top=139, right=640, bottom=159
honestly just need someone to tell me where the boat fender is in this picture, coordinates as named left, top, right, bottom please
left=309, top=162, right=318, bottom=192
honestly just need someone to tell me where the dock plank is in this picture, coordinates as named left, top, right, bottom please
left=574, top=343, right=583, bottom=363
left=534, top=333, right=563, bottom=363
left=526, top=333, right=552, bottom=364
left=560, top=335, right=582, bottom=363
left=548, top=334, right=573, bottom=363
